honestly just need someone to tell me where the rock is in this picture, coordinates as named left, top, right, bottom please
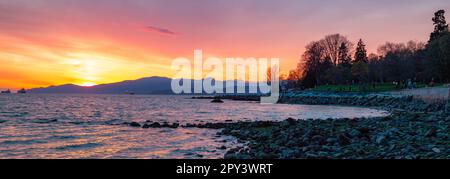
left=32, top=118, right=58, bottom=124
left=224, top=152, right=238, bottom=159
left=375, top=134, right=387, bottom=144
left=311, top=135, right=324, bottom=142
left=230, top=130, right=240, bottom=134
left=349, top=129, right=361, bottom=138
left=218, top=139, right=228, bottom=143
left=432, top=148, right=441, bottom=153
left=157, top=122, right=180, bottom=128
left=129, top=122, right=141, bottom=127
left=161, top=122, right=170, bottom=127
left=218, top=146, right=227, bottom=150
left=171, top=123, right=180, bottom=128
left=285, top=118, right=297, bottom=125
left=358, top=127, right=371, bottom=135
left=425, top=115, right=439, bottom=121
left=151, top=122, right=162, bottom=127
left=255, top=152, right=276, bottom=159
left=216, top=105, right=450, bottom=159
left=425, top=128, right=437, bottom=137
left=337, top=134, right=350, bottom=146
left=280, top=149, right=296, bottom=158
left=143, top=122, right=161, bottom=128
left=326, top=137, right=338, bottom=144
left=305, top=152, right=318, bottom=159
left=211, top=98, right=224, bottom=103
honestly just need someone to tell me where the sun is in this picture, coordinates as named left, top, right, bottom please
left=79, top=82, right=97, bottom=87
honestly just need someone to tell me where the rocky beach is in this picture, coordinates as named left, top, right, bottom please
left=191, top=91, right=450, bottom=159
left=220, top=111, right=449, bottom=159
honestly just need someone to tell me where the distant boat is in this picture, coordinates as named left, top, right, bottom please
left=124, top=90, right=135, bottom=95
left=1, top=89, right=11, bottom=94
left=17, top=88, right=27, bottom=94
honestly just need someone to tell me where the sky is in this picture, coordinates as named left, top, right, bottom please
left=0, top=0, right=449, bottom=90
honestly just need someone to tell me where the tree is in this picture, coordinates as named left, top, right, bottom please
left=301, top=41, right=329, bottom=88
left=286, top=63, right=303, bottom=88
left=368, top=54, right=384, bottom=83
left=354, top=39, right=368, bottom=63
left=376, top=41, right=427, bottom=83
left=320, top=56, right=334, bottom=84
left=338, top=42, right=352, bottom=67
left=351, top=61, right=369, bottom=84
left=336, top=42, right=352, bottom=84
left=320, top=34, right=353, bottom=65
left=382, top=52, right=403, bottom=82
left=426, top=32, right=450, bottom=82
left=378, top=41, right=425, bottom=56
left=430, top=10, right=449, bottom=42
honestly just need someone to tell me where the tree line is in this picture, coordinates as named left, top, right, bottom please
left=287, top=10, right=450, bottom=90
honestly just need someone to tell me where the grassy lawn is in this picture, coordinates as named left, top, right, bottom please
left=310, top=83, right=441, bottom=93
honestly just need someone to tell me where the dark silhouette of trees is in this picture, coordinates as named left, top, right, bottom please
left=351, top=61, right=368, bottom=83
left=375, top=41, right=426, bottom=83
left=289, top=10, right=449, bottom=90
left=354, top=39, right=368, bottom=63
left=338, top=43, right=352, bottom=66
left=351, top=39, right=369, bottom=84
left=426, top=32, right=450, bottom=82
left=430, top=10, right=449, bottom=42
left=293, top=35, right=354, bottom=88
left=426, top=10, right=450, bottom=83
left=367, top=53, right=383, bottom=83
left=320, top=34, right=353, bottom=65
left=286, top=61, right=303, bottom=88
left=337, top=42, right=353, bottom=84
left=301, top=41, right=327, bottom=88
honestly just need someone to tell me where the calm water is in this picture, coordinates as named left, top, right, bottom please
left=0, top=94, right=388, bottom=159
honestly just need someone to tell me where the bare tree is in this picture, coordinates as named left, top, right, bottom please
left=320, top=34, right=353, bottom=65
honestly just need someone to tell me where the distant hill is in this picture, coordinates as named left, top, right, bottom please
left=28, top=76, right=268, bottom=95
left=28, top=77, right=173, bottom=94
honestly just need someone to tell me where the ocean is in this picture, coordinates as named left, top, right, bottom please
left=0, top=94, right=388, bottom=159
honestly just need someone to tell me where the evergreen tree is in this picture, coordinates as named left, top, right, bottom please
left=337, top=42, right=352, bottom=84
left=426, top=32, right=450, bottom=82
left=429, top=10, right=449, bottom=42
left=338, top=42, right=352, bottom=67
left=354, top=39, right=368, bottom=63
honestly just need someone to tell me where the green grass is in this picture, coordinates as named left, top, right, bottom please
left=310, top=83, right=442, bottom=93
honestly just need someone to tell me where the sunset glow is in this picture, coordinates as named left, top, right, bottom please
left=79, top=82, right=97, bottom=87
left=1, top=0, right=449, bottom=90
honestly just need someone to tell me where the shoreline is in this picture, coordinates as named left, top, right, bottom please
left=192, top=92, right=449, bottom=159
left=194, top=91, right=449, bottom=112
left=219, top=111, right=449, bottom=159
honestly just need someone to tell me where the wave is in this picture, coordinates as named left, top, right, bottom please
left=54, top=142, right=102, bottom=150
left=0, top=139, right=48, bottom=145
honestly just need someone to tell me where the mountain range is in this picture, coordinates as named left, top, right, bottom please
left=28, top=76, right=265, bottom=94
